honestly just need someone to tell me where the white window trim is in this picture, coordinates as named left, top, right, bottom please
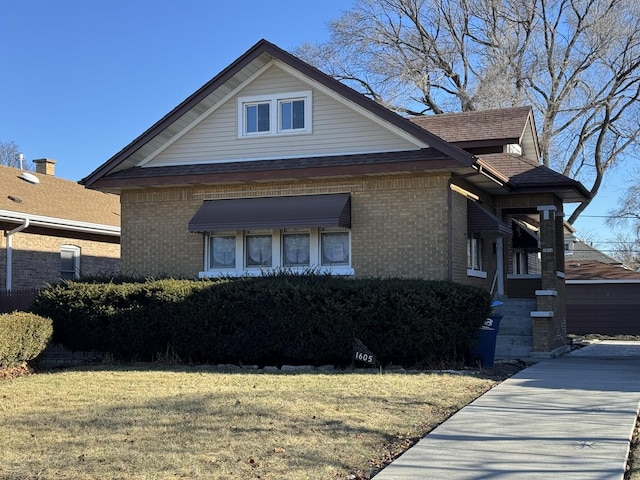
left=512, top=250, right=533, bottom=275
left=507, top=273, right=542, bottom=279
left=200, top=228, right=353, bottom=278
left=466, top=269, right=488, bottom=279
left=466, top=233, right=486, bottom=278
left=237, top=91, right=312, bottom=138
left=60, top=244, right=81, bottom=280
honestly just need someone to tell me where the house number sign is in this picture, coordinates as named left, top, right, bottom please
left=542, top=247, right=553, bottom=253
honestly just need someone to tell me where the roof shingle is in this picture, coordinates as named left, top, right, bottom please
left=0, top=165, right=120, bottom=228
left=565, top=260, right=640, bottom=281
left=409, top=107, right=532, bottom=143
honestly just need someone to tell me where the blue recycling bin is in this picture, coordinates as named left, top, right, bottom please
left=468, top=315, right=502, bottom=368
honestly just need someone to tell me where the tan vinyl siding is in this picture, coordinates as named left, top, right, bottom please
left=145, top=64, right=418, bottom=167
left=111, top=53, right=273, bottom=174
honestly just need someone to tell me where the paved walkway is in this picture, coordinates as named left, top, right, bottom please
left=374, top=341, right=640, bottom=479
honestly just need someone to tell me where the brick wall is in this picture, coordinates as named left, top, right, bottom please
left=0, top=231, right=120, bottom=289
left=120, top=174, right=453, bottom=279
left=450, top=191, right=467, bottom=283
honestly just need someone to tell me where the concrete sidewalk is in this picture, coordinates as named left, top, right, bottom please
left=374, top=342, right=640, bottom=479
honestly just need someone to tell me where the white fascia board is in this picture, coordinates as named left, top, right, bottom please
left=0, top=210, right=120, bottom=237
left=139, top=60, right=276, bottom=168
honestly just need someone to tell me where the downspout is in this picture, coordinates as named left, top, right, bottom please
left=5, top=219, right=30, bottom=291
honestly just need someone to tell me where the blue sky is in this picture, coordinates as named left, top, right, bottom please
left=0, top=0, right=629, bottom=249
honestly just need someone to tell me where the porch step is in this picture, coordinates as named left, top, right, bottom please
left=496, top=315, right=532, bottom=335
left=494, top=298, right=535, bottom=359
left=495, top=335, right=534, bottom=360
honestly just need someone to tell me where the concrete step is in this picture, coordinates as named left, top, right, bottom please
left=495, top=345, right=533, bottom=359
left=495, top=335, right=533, bottom=359
left=493, top=298, right=535, bottom=359
left=496, top=334, right=533, bottom=348
left=496, top=316, right=532, bottom=336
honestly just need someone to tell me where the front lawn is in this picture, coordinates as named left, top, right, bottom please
left=0, top=366, right=497, bottom=479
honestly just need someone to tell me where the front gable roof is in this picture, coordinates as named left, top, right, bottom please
left=0, top=165, right=120, bottom=236
left=81, top=39, right=590, bottom=205
left=82, top=39, right=474, bottom=189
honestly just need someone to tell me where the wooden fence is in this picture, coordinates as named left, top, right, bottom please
left=0, top=288, right=39, bottom=313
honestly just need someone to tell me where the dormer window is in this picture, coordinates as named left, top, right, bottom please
left=245, top=101, right=270, bottom=134
left=279, top=98, right=305, bottom=131
left=238, top=91, right=311, bottom=137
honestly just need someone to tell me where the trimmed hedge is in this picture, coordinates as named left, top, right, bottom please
left=32, top=275, right=492, bottom=366
left=0, top=311, right=53, bottom=368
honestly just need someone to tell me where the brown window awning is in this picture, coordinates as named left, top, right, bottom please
left=188, top=193, right=351, bottom=232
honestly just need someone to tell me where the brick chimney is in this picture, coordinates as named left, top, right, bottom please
left=33, top=158, right=57, bottom=176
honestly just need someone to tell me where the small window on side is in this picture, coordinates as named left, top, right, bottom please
left=60, top=245, right=80, bottom=280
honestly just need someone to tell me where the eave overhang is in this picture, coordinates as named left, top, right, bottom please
left=0, top=210, right=121, bottom=237
left=87, top=149, right=472, bottom=192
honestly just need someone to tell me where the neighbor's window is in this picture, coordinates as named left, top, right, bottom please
left=238, top=91, right=311, bottom=137
left=60, top=245, right=80, bottom=280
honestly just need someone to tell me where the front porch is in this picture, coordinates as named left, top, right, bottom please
left=491, top=196, right=569, bottom=358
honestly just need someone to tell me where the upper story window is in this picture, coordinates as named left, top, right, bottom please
left=245, top=102, right=270, bottom=134
left=238, top=91, right=312, bottom=137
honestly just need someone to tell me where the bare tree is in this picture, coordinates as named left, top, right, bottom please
left=607, top=168, right=640, bottom=260
left=296, top=0, right=640, bottom=222
left=0, top=140, right=22, bottom=168
left=603, top=231, right=640, bottom=269
left=0, top=140, right=33, bottom=170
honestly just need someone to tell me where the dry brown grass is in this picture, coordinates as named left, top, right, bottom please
left=0, top=365, right=497, bottom=480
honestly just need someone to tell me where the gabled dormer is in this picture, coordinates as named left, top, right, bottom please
left=410, top=106, right=540, bottom=161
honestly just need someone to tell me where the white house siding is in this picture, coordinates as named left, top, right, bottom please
left=145, top=63, right=419, bottom=167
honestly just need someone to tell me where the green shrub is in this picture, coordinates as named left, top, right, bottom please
left=0, top=311, right=53, bottom=368
left=32, top=275, right=491, bottom=366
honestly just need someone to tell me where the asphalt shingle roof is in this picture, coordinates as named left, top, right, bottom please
left=409, top=107, right=532, bottom=143
left=0, top=165, right=120, bottom=227
left=565, top=260, right=640, bottom=281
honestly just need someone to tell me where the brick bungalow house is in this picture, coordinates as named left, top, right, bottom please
left=1, top=159, right=120, bottom=300
left=81, top=39, right=591, bottom=358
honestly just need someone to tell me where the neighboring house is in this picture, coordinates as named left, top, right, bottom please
left=82, top=39, right=591, bottom=358
left=0, top=159, right=120, bottom=295
left=564, top=235, right=640, bottom=335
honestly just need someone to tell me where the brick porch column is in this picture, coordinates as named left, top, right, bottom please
left=532, top=204, right=569, bottom=357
